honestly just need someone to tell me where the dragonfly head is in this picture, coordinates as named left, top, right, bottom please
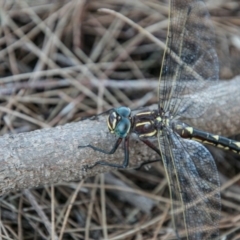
left=107, top=107, right=131, bottom=138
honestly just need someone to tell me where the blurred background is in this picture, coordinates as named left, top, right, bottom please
left=0, top=0, right=240, bottom=239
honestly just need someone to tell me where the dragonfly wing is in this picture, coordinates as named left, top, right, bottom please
left=159, top=0, right=218, bottom=118
left=158, top=131, right=221, bottom=239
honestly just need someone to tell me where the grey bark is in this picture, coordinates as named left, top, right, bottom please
left=0, top=77, right=239, bottom=195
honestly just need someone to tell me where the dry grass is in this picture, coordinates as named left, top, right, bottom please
left=0, top=0, right=240, bottom=239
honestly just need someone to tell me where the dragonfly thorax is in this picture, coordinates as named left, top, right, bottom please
left=132, top=109, right=168, bottom=138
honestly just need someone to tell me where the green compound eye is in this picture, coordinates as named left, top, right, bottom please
left=115, top=118, right=131, bottom=138
left=116, top=107, right=131, bottom=118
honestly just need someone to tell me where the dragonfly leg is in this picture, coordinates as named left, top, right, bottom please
left=78, top=138, right=122, bottom=154
left=140, top=139, right=161, bottom=155
left=94, top=137, right=129, bottom=169
left=134, top=139, right=161, bottom=170
left=79, top=137, right=129, bottom=169
left=135, top=159, right=160, bottom=170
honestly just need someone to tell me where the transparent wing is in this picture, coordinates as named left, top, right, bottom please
left=158, top=0, right=218, bottom=118
left=158, top=131, right=221, bottom=239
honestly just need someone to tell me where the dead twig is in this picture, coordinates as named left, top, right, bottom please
left=0, top=77, right=239, bottom=195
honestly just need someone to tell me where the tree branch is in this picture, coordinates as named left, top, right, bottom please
left=0, top=77, right=239, bottom=195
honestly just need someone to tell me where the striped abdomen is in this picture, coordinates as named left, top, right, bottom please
left=174, top=122, right=240, bottom=154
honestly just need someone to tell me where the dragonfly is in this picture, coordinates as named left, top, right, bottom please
left=80, top=0, right=240, bottom=239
